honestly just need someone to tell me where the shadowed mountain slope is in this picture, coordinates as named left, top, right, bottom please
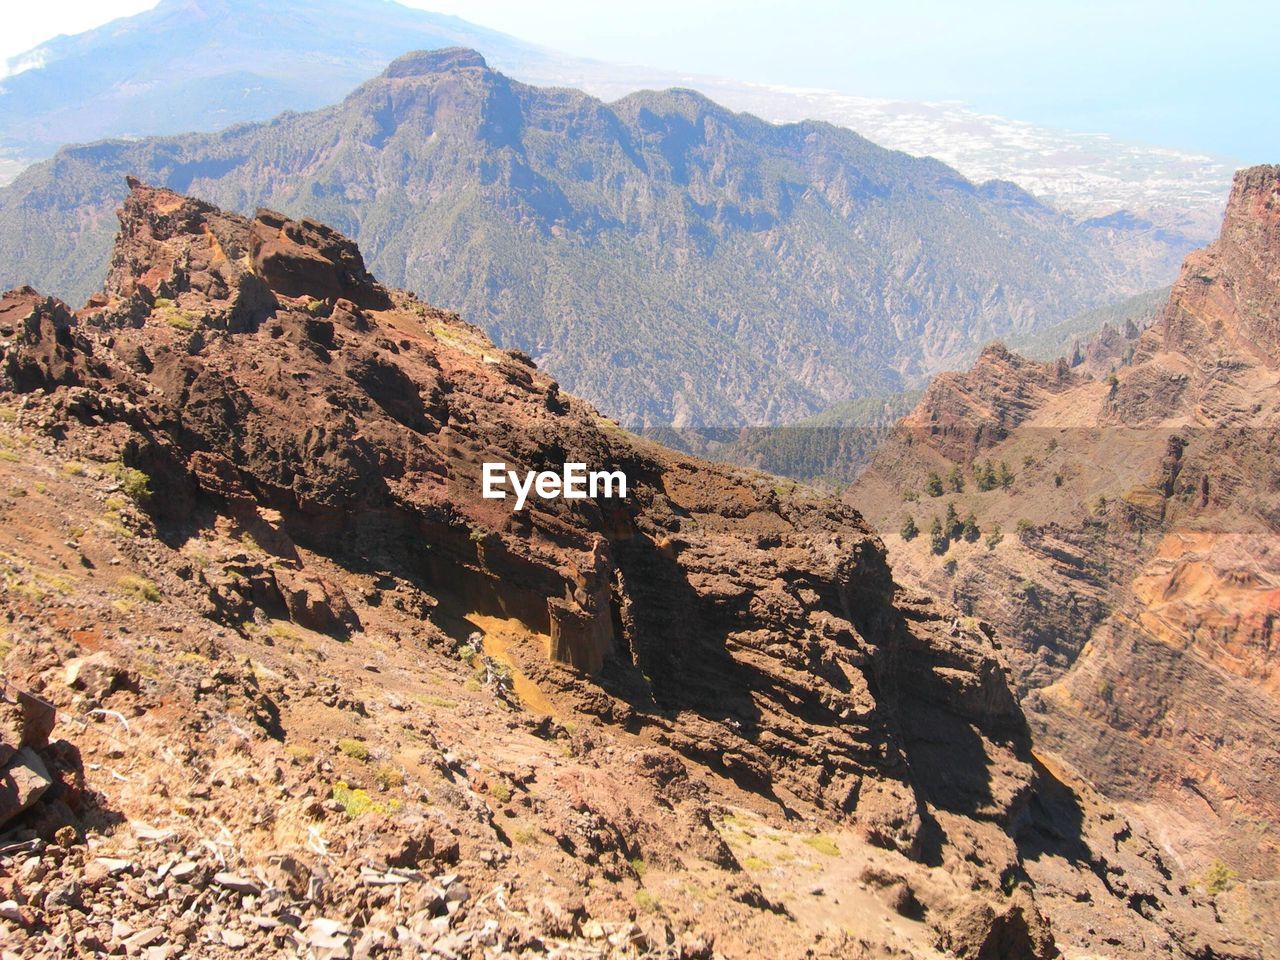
left=850, top=165, right=1280, bottom=954
left=0, top=181, right=1254, bottom=957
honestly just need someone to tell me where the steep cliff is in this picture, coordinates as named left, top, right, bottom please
left=0, top=183, right=1249, bottom=958
left=851, top=165, right=1280, bottom=954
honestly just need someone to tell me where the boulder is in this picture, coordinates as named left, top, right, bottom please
left=64, top=651, right=131, bottom=700
left=0, top=689, right=55, bottom=767
left=273, top=567, right=359, bottom=637
left=0, top=747, right=53, bottom=828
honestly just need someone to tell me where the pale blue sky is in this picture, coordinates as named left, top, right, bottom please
left=5, top=0, right=1276, bottom=161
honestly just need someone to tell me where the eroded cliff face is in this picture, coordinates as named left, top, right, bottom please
left=851, top=165, right=1280, bottom=954
left=0, top=182, right=1247, bottom=959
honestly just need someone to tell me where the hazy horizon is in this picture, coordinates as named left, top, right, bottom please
left=2, top=0, right=1275, bottom=163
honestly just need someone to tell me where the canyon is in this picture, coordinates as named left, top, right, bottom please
left=0, top=180, right=1262, bottom=957
left=850, top=164, right=1280, bottom=956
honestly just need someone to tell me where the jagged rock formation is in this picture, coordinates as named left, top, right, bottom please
left=0, top=50, right=1193, bottom=431
left=0, top=182, right=1249, bottom=957
left=851, top=165, right=1280, bottom=955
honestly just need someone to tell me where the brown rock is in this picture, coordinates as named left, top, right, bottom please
left=64, top=652, right=131, bottom=700
left=0, top=747, right=53, bottom=828
left=0, top=689, right=55, bottom=767
left=272, top=567, right=359, bottom=637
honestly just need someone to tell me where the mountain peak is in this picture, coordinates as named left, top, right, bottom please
left=1220, top=163, right=1280, bottom=260
left=382, top=48, right=489, bottom=79
left=1158, top=163, right=1280, bottom=365
left=106, top=178, right=390, bottom=315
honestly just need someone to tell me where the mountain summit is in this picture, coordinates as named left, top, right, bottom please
left=0, top=51, right=1192, bottom=429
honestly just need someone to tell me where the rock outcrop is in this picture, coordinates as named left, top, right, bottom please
left=0, top=181, right=1248, bottom=958
left=852, top=165, right=1280, bottom=956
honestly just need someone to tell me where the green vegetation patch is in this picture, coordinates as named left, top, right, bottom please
left=802, top=834, right=840, bottom=857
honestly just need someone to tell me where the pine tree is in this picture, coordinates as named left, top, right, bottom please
left=998, top=460, right=1015, bottom=489
left=975, top=459, right=998, bottom=491
left=962, top=513, right=980, bottom=542
left=945, top=501, right=961, bottom=539
left=985, top=522, right=1003, bottom=549
left=901, top=515, right=919, bottom=540
left=929, top=516, right=948, bottom=555
left=925, top=472, right=944, bottom=497
left=946, top=465, right=965, bottom=493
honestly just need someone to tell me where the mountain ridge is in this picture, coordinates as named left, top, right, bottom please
left=0, top=177, right=1254, bottom=959
left=847, top=164, right=1280, bottom=953
left=0, top=0, right=1235, bottom=238
left=0, top=50, right=1194, bottom=431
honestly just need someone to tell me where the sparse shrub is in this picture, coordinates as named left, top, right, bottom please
left=985, top=523, right=1003, bottom=550
left=490, top=781, right=513, bottom=803
left=375, top=763, right=405, bottom=791
left=331, top=780, right=399, bottom=817
left=902, top=488, right=919, bottom=503
left=61, top=461, right=86, bottom=477
left=1016, top=518, right=1035, bottom=535
left=1202, top=860, right=1237, bottom=895
left=285, top=744, right=314, bottom=763
left=511, top=824, right=540, bottom=844
left=337, top=738, right=369, bottom=761
left=267, top=622, right=298, bottom=641
left=634, top=889, right=661, bottom=913
left=118, top=574, right=161, bottom=603
left=943, top=559, right=958, bottom=576
left=803, top=834, right=840, bottom=857
left=629, top=856, right=647, bottom=878
left=115, top=465, right=152, bottom=503
left=419, top=693, right=457, bottom=708
left=1018, top=579, right=1041, bottom=607
left=1054, top=473, right=1064, bottom=487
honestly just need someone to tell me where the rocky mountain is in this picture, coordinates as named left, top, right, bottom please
left=0, top=0, right=550, bottom=168
left=0, top=0, right=1235, bottom=242
left=0, top=181, right=1258, bottom=958
left=0, top=51, right=1193, bottom=432
left=849, top=164, right=1280, bottom=954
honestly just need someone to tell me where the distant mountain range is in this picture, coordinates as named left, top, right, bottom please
left=0, top=49, right=1195, bottom=428
left=0, top=0, right=547, bottom=163
left=0, top=0, right=1234, bottom=238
